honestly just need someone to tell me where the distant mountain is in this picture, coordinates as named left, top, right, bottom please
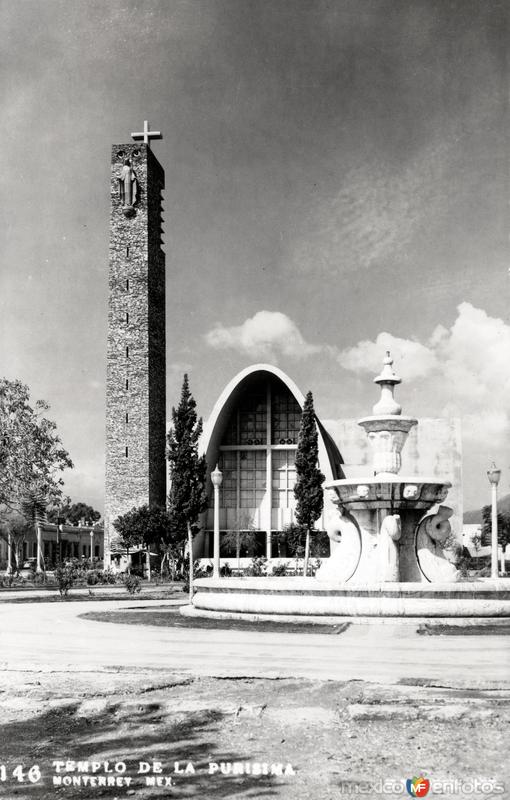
left=463, top=493, right=510, bottom=524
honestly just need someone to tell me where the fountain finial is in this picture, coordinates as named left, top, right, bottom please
left=372, top=350, right=402, bottom=415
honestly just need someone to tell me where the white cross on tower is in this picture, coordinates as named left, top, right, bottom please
left=131, top=120, right=162, bottom=147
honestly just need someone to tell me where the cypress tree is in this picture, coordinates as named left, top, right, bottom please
left=294, top=390, right=325, bottom=576
left=167, top=374, right=208, bottom=599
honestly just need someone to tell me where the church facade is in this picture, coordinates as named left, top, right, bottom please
left=194, top=364, right=344, bottom=560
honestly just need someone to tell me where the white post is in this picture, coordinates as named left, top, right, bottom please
left=7, top=532, right=12, bottom=574
left=36, top=523, right=43, bottom=574
left=90, top=530, right=94, bottom=562
left=265, top=447, right=272, bottom=560
left=146, top=547, right=151, bottom=582
left=103, top=518, right=111, bottom=569
left=211, top=465, right=223, bottom=579
left=265, top=381, right=272, bottom=560
left=487, top=464, right=501, bottom=580
left=491, top=483, right=498, bottom=579
left=213, top=484, right=220, bottom=577
left=500, top=546, right=506, bottom=575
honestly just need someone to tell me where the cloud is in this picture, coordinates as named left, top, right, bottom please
left=206, top=304, right=510, bottom=453
left=204, top=311, right=322, bottom=361
left=62, top=456, right=104, bottom=514
left=291, top=136, right=456, bottom=276
left=167, top=361, right=193, bottom=378
left=338, top=332, right=438, bottom=380
left=436, top=303, right=510, bottom=403
left=337, top=303, right=510, bottom=451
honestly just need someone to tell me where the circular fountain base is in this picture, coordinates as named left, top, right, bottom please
left=187, top=577, right=510, bottom=619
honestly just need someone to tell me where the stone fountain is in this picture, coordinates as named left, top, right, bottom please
left=315, top=352, right=460, bottom=586
left=185, top=354, right=510, bottom=619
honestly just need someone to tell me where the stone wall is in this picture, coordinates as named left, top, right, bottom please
left=104, top=143, right=166, bottom=559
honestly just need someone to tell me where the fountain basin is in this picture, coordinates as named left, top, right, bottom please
left=188, top=577, right=510, bottom=618
left=325, top=476, right=451, bottom=510
left=357, top=414, right=418, bottom=433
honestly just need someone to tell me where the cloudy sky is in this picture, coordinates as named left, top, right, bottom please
left=1, top=0, right=508, bottom=513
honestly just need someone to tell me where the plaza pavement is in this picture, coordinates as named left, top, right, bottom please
left=0, top=598, right=509, bottom=687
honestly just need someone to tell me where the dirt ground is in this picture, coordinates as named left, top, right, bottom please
left=0, top=666, right=508, bottom=800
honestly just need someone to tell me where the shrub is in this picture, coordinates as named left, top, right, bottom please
left=272, top=562, right=288, bottom=577
left=310, top=531, right=330, bottom=557
left=284, top=523, right=306, bottom=556
left=55, top=563, right=77, bottom=598
left=130, top=566, right=144, bottom=578
left=99, top=568, right=117, bottom=585
left=124, top=574, right=141, bottom=594
left=309, top=558, right=322, bottom=577
left=181, top=559, right=210, bottom=593
left=220, top=562, right=232, bottom=577
left=473, top=564, right=491, bottom=578
left=1, top=574, right=26, bottom=588
left=86, top=571, right=99, bottom=586
left=280, top=524, right=330, bottom=560
left=245, top=556, right=267, bottom=577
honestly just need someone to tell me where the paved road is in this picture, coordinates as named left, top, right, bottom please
left=1, top=599, right=509, bottom=686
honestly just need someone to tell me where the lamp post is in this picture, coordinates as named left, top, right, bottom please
left=56, top=510, right=64, bottom=564
left=211, top=464, right=223, bottom=578
left=487, top=463, right=501, bottom=580
left=7, top=532, right=12, bottom=575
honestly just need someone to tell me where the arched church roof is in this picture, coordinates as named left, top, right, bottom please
left=201, top=363, right=344, bottom=482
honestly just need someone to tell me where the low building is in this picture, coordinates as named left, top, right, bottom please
left=2, top=522, right=104, bottom=573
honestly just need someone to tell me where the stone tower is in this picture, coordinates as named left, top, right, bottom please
left=104, top=129, right=166, bottom=563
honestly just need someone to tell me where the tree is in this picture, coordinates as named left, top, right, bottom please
left=0, top=379, right=73, bottom=520
left=221, top=511, right=256, bottom=569
left=283, top=523, right=330, bottom=560
left=47, top=501, right=101, bottom=526
left=283, top=522, right=306, bottom=573
left=0, top=512, right=32, bottom=574
left=294, top=391, right=325, bottom=576
left=112, top=510, right=143, bottom=573
left=481, top=505, right=510, bottom=550
left=159, top=517, right=185, bottom=581
left=167, top=375, right=208, bottom=600
left=113, top=504, right=171, bottom=578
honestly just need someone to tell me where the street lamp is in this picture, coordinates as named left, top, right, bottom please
left=56, top=509, right=64, bottom=564
left=487, top=463, right=501, bottom=580
left=211, top=464, right=223, bottom=578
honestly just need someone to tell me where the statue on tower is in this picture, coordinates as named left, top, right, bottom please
left=118, top=159, right=138, bottom=217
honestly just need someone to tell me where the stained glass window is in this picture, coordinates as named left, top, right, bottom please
left=272, top=390, right=301, bottom=444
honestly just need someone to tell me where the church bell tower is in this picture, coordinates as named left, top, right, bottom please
left=104, top=122, right=166, bottom=563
